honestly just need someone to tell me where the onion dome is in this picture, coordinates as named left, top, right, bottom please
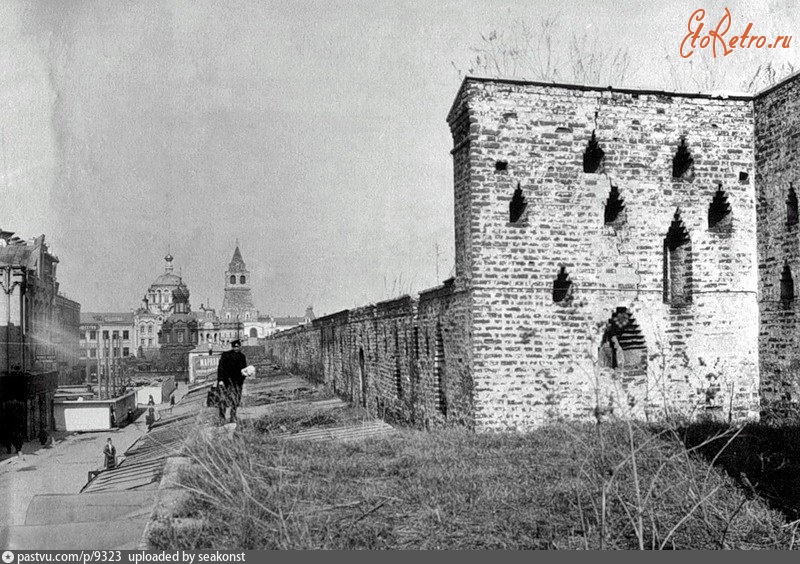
left=172, top=284, right=190, bottom=304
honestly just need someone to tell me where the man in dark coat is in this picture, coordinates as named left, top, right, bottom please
left=103, top=437, right=116, bottom=469
left=217, top=339, right=247, bottom=422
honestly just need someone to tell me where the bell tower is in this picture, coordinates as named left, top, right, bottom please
left=220, top=241, right=258, bottom=321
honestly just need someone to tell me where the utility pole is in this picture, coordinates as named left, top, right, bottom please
left=103, top=334, right=110, bottom=400
left=111, top=332, right=118, bottom=397
left=95, top=332, right=101, bottom=394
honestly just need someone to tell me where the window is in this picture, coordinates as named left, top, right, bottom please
left=598, top=307, right=647, bottom=371
left=788, top=184, right=798, bottom=226
left=240, top=275, right=246, bottom=284
left=79, top=349, right=86, bottom=358
left=123, top=330, right=129, bottom=340
left=434, top=324, right=446, bottom=416
left=102, top=330, right=109, bottom=340
left=148, top=325, right=153, bottom=334
left=123, top=347, right=130, bottom=357
left=249, top=328, right=258, bottom=338
left=177, top=331, right=184, bottom=343
left=708, top=185, right=732, bottom=232
left=672, top=137, right=694, bottom=179
left=604, top=184, right=625, bottom=226
left=781, top=262, right=794, bottom=303
left=664, top=209, right=692, bottom=307
left=583, top=130, right=605, bottom=173
left=89, top=330, right=97, bottom=340
left=112, top=331, right=118, bottom=339
left=140, top=325, right=145, bottom=334
left=148, top=338, right=153, bottom=346
left=553, top=266, right=573, bottom=303
left=89, top=348, right=97, bottom=358
left=230, top=275, right=236, bottom=284
left=509, top=182, right=528, bottom=224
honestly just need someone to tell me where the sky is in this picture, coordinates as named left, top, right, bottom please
left=1, top=0, right=797, bottom=317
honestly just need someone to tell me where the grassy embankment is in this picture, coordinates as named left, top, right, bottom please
left=149, top=398, right=800, bottom=550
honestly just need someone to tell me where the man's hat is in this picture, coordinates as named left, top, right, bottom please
left=231, top=339, right=241, bottom=347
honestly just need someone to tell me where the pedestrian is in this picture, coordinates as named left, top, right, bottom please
left=12, top=432, right=23, bottom=459
left=103, top=437, right=116, bottom=470
left=170, top=395, right=175, bottom=407
left=146, top=406, right=156, bottom=430
left=217, top=339, right=247, bottom=423
left=147, top=395, right=155, bottom=406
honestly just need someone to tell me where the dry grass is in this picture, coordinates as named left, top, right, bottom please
left=148, top=404, right=798, bottom=550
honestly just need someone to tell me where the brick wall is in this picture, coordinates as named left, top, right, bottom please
left=265, top=324, right=323, bottom=383
left=450, top=78, right=760, bottom=431
left=755, top=75, right=800, bottom=409
left=266, top=282, right=472, bottom=428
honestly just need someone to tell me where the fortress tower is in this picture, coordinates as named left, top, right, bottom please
left=220, top=244, right=258, bottom=322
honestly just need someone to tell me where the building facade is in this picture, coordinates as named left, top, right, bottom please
left=78, top=312, right=135, bottom=385
left=267, top=74, right=800, bottom=432
left=54, top=293, right=82, bottom=384
left=0, top=230, right=81, bottom=440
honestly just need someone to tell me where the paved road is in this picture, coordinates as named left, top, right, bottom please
left=0, top=382, right=198, bottom=549
left=0, top=419, right=145, bottom=530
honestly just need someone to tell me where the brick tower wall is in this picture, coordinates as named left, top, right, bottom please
left=452, top=78, right=759, bottom=431
left=755, top=74, right=800, bottom=412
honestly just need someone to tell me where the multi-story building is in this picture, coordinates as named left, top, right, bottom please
left=0, top=230, right=80, bottom=440
left=54, top=293, right=81, bottom=384
left=78, top=312, right=135, bottom=382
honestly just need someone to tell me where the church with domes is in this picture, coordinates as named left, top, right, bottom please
left=132, top=244, right=310, bottom=377
left=133, top=253, right=190, bottom=358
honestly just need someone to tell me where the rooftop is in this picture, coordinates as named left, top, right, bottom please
left=80, top=312, right=135, bottom=325
left=447, top=72, right=800, bottom=122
